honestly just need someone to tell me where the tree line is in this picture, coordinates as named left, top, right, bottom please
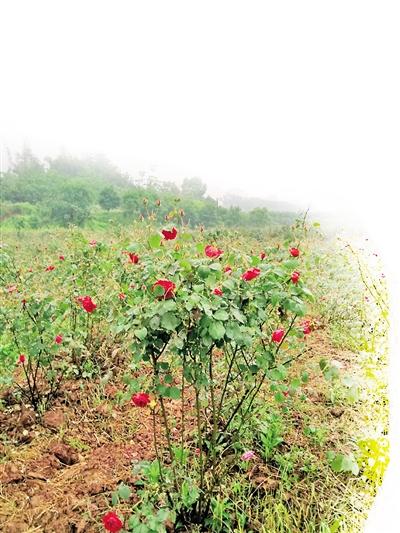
left=0, top=147, right=298, bottom=230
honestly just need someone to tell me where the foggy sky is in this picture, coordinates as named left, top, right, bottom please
left=1, top=1, right=399, bottom=231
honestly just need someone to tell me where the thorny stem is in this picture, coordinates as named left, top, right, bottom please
left=218, top=315, right=299, bottom=440
left=151, top=409, right=174, bottom=508
left=195, top=387, right=205, bottom=518
left=180, top=355, right=186, bottom=469
left=150, top=346, right=179, bottom=492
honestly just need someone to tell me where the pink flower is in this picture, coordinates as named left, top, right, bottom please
left=241, top=450, right=256, bottom=461
left=213, top=287, right=223, bottom=296
left=302, top=320, right=312, bottom=335
left=205, top=245, right=223, bottom=258
left=162, top=227, right=178, bottom=240
left=55, top=335, right=63, bottom=344
left=59, top=255, right=65, bottom=261
left=89, top=240, right=97, bottom=247
left=7, top=285, right=18, bottom=293
left=153, top=279, right=176, bottom=300
left=289, top=247, right=300, bottom=257
left=242, top=268, right=261, bottom=281
left=224, top=265, right=233, bottom=275
left=102, top=511, right=123, bottom=532
left=291, top=271, right=300, bottom=284
left=271, top=329, right=285, bottom=343
left=118, top=292, right=126, bottom=300
left=260, top=251, right=266, bottom=260
left=131, top=392, right=150, bottom=407
left=125, top=252, right=139, bottom=264
left=77, top=295, right=97, bottom=313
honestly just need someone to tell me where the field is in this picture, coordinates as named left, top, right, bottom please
left=0, top=219, right=389, bottom=533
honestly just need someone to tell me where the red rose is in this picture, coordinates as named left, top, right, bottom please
left=272, top=329, right=285, bottom=343
left=153, top=279, right=176, bottom=299
left=55, top=335, right=63, bottom=344
left=45, top=265, right=55, bottom=271
left=213, top=287, right=223, bottom=296
left=205, top=245, right=223, bottom=258
left=118, top=292, right=126, bottom=300
left=260, top=251, right=266, bottom=260
left=127, top=252, right=139, bottom=264
left=162, top=227, right=178, bottom=240
left=289, top=247, right=300, bottom=257
left=224, top=266, right=233, bottom=275
left=102, top=511, right=123, bottom=533
left=131, top=392, right=150, bottom=407
left=291, top=271, right=300, bottom=284
left=78, top=295, right=97, bottom=313
left=59, top=255, right=65, bottom=261
left=18, top=354, right=26, bottom=364
left=242, top=268, right=261, bottom=281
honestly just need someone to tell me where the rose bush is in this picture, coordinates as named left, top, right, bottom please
left=1, top=222, right=314, bottom=528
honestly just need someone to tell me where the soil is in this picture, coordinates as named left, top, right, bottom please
left=0, top=329, right=361, bottom=532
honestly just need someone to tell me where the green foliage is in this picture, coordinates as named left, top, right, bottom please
left=327, top=451, right=359, bottom=475
left=1, top=148, right=298, bottom=230
left=357, top=437, right=389, bottom=483
left=181, top=177, right=207, bottom=199
left=99, top=186, right=121, bottom=210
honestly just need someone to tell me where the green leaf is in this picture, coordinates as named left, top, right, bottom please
left=153, top=284, right=165, bottom=297
left=274, top=392, right=285, bottom=403
left=161, top=312, right=180, bottom=331
left=214, top=309, right=229, bottom=321
left=301, top=371, right=309, bottom=383
left=165, top=386, right=181, bottom=399
left=291, top=378, right=301, bottom=389
left=179, top=259, right=192, bottom=271
left=196, top=243, right=205, bottom=253
left=198, top=265, right=211, bottom=279
left=208, top=321, right=225, bottom=340
left=301, top=287, right=315, bottom=301
left=231, top=308, right=245, bottom=323
left=148, top=234, right=162, bottom=249
left=135, top=327, right=147, bottom=341
left=149, top=315, right=160, bottom=330
left=118, top=483, right=132, bottom=500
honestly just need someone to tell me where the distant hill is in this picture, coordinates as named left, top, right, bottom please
left=220, top=193, right=301, bottom=213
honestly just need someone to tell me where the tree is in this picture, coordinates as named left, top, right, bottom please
left=12, top=145, right=44, bottom=176
left=50, top=184, right=92, bottom=227
left=50, top=202, right=89, bottom=227
left=99, top=186, right=120, bottom=210
left=247, top=207, right=271, bottom=227
left=181, top=177, right=207, bottom=199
